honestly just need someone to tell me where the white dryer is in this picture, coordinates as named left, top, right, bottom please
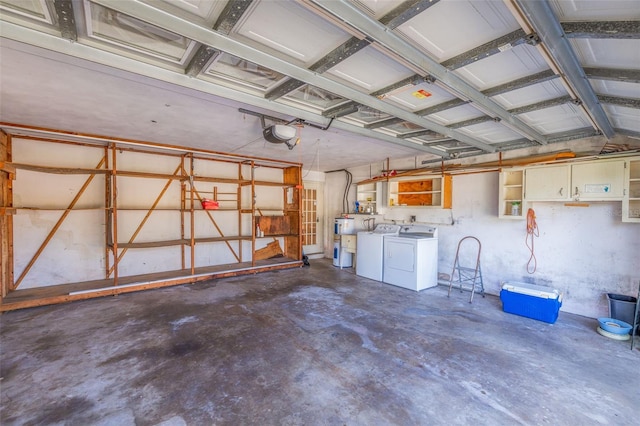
left=356, top=224, right=401, bottom=281
left=383, top=225, right=438, bottom=291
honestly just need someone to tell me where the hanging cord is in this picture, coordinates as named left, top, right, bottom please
left=342, top=170, right=353, bottom=214
left=525, top=208, right=539, bottom=274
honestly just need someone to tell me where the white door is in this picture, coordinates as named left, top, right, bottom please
left=302, top=181, right=324, bottom=256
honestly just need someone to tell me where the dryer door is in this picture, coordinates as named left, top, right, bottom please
left=383, top=238, right=417, bottom=290
left=385, top=239, right=415, bottom=272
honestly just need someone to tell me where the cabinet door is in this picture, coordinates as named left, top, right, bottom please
left=341, top=234, right=357, bottom=252
left=571, top=160, right=625, bottom=200
left=525, top=165, right=570, bottom=201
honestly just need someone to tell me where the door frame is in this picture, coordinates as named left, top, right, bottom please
left=302, top=180, right=324, bottom=257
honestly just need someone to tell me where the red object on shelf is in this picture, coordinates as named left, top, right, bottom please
left=201, top=199, right=219, bottom=210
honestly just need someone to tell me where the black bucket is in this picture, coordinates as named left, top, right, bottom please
left=606, top=293, right=638, bottom=326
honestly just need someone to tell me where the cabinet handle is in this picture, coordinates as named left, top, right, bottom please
left=559, top=187, right=563, bottom=196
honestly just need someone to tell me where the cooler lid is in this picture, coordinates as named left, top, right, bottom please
left=501, top=282, right=560, bottom=299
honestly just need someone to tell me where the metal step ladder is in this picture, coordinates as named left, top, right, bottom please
left=447, top=236, right=484, bottom=303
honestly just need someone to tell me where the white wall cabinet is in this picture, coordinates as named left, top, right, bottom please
left=356, top=181, right=386, bottom=214
left=623, top=158, right=640, bottom=222
left=525, top=165, right=571, bottom=201
left=571, top=160, right=625, bottom=200
left=498, top=169, right=524, bottom=219
left=499, top=155, right=638, bottom=222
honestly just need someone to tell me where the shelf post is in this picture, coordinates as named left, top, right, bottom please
left=251, top=161, right=256, bottom=267
left=111, top=144, right=118, bottom=287
left=237, top=163, right=242, bottom=262
left=104, top=145, right=110, bottom=280
left=0, top=130, right=13, bottom=299
left=180, top=155, right=186, bottom=270
left=189, top=153, right=195, bottom=274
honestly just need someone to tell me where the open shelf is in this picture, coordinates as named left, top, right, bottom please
left=623, top=159, right=640, bottom=222
left=499, top=169, right=524, bottom=219
left=388, top=176, right=449, bottom=208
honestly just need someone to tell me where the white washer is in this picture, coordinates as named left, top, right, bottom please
left=383, top=225, right=438, bottom=291
left=356, top=224, right=401, bottom=281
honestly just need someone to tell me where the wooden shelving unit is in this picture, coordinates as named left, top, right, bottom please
left=0, top=129, right=303, bottom=311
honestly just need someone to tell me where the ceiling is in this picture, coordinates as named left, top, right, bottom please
left=1, top=0, right=639, bottom=172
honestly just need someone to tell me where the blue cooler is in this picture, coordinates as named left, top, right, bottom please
left=500, top=282, right=562, bottom=324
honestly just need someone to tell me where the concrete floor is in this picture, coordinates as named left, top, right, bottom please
left=1, top=259, right=638, bottom=425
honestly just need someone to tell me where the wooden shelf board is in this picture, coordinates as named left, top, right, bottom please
left=193, top=176, right=248, bottom=184
left=11, top=162, right=110, bottom=175
left=0, top=258, right=303, bottom=312
left=240, top=180, right=289, bottom=187
left=115, top=170, right=187, bottom=180
left=0, top=161, right=16, bottom=173
left=111, top=236, right=253, bottom=248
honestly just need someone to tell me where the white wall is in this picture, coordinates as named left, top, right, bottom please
left=324, top=162, right=640, bottom=319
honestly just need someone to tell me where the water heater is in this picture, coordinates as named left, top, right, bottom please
left=334, top=217, right=355, bottom=235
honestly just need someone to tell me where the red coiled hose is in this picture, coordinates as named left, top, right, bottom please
left=526, top=208, right=539, bottom=274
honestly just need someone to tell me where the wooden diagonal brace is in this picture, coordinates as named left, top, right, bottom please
left=13, top=156, right=106, bottom=290
left=108, top=162, right=183, bottom=276
left=193, top=188, right=240, bottom=262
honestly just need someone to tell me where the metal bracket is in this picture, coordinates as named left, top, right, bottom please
left=525, top=33, right=540, bottom=46
left=423, top=74, right=437, bottom=84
